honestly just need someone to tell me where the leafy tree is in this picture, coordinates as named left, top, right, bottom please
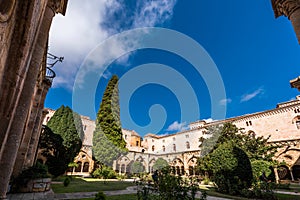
left=198, top=123, right=278, bottom=162
left=93, top=75, right=127, bottom=166
left=45, top=105, right=83, bottom=175
left=210, top=142, right=253, bottom=195
left=131, top=161, right=145, bottom=175
left=38, top=125, right=66, bottom=177
left=153, top=158, right=169, bottom=171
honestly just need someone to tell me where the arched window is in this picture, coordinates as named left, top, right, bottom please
left=162, top=145, right=165, bottom=152
left=83, top=162, right=89, bottom=172
left=293, top=116, right=300, bottom=129
left=173, top=144, right=176, bottom=152
left=296, top=119, right=300, bottom=129
left=152, top=145, right=155, bottom=151
left=186, top=141, right=190, bottom=149
left=75, top=162, right=82, bottom=172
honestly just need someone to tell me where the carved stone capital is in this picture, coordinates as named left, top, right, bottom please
left=272, top=0, right=300, bottom=18
left=47, top=0, right=68, bottom=15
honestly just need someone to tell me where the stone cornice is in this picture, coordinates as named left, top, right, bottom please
left=272, top=0, right=300, bottom=18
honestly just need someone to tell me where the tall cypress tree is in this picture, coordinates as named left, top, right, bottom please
left=46, top=105, right=83, bottom=173
left=93, top=75, right=127, bottom=166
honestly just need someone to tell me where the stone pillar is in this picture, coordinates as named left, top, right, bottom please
left=289, top=167, right=295, bottom=181
left=13, top=79, right=51, bottom=176
left=274, top=167, right=280, bottom=184
left=0, top=3, right=54, bottom=199
left=24, top=80, right=51, bottom=168
left=0, top=1, right=47, bottom=157
left=272, top=0, right=300, bottom=44
left=12, top=86, right=42, bottom=176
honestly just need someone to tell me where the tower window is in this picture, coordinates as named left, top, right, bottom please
left=186, top=142, right=190, bottom=149
left=162, top=145, right=165, bottom=152
left=152, top=145, right=155, bottom=151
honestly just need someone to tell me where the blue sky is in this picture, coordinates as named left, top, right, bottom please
left=46, top=0, right=300, bottom=137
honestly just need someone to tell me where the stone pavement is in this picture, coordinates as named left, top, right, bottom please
left=8, top=186, right=300, bottom=200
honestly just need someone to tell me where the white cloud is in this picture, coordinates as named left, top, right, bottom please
left=219, top=98, right=232, bottom=106
left=166, top=121, right=188, bottom=132
left=240, top=88, right=264, bottom=102
left=49, top=0, right=177, bottom=90
left=203, top=118, right=214, bottom=123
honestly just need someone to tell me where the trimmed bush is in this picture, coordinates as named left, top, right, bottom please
left=210, top=142, right=253, bottom=195
left=63, top=176, right=71, bottom=187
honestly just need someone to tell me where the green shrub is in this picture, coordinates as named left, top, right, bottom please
left=63, top=176, right=71, bottom=187
left=210, top=142, right=253, bottom=195
left=95, top=191, right=106, bottom=200
left=137, top=166, right=202, bottom=200
left=251, top=160, right=273, bottom=183
left=92, top=166, right=117, bottom=179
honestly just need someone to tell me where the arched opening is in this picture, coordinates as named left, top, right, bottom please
left=162, top=145, right=165, bottom=152
left=75, top=162, right=82, bottom=172
left=292, top=116, right=300, bottom=129
left=152, top=145, right=155, bottom=151
left=83, top=162, right=89, bottom=172
left=278, top=165, right=291, bottom=180
left=121, top=164, right=126, bottom=173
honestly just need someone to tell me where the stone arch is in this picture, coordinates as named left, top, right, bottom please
left=248, top=130, right=256, bottom=137
left=116, top=155, right=131, bottom=174
left=149, top=158, right=156, bottom=173
left=277, top=165, right=291, bottom=180
left=187, top=156, right=198, bottom=176
left=75, top=161, right=82, bottom=172
left=82, top=162, right=89, bottom=172
left=171, top=158, right=184, bottom=175
left=292, top=116, right=300, bottom=129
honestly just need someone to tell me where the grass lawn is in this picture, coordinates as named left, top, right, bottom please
left=51, top=177, right=135, bottom=193
left=78, top=194, right=138, bottom=200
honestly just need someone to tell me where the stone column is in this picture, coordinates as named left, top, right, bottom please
left=0, top=1, right=47, bottom=157
left=272, top=0, right=300, bottom=44
left=24, top=80, right=51, bottom=168
left=0, top=3, right=54, bottom=199
left=289, top=167, right=295, bottom=181
left=12, top=85, right=42, bottom=177
left=274, top=167, right=280, bottom=184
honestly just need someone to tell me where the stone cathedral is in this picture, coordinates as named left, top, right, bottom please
left=44, top=96, right=300, bottom=182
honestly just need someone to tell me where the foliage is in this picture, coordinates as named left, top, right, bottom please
left=38, top=125, right=66, bottom=177
left=152, top=158, right=169, bottom=172
left=137, top=166, right=205, bottom=200
left=251, top=160, right=273, bottom=183
left=93, top=165, right=117, bottom=181
left=12, top=162, right=49, bottom=191
left=63, top=176, right=71, bottom=187
left=210, top=142, right=253, bottom=195
left=95, top=191, right=107, bottom=200
left=131, top=161, right=145, bottom=175
left=93, top=75, right=127, bottom=166
left=45, top=105, right=83, bottom=176
left=199, top=123, right=279, bottom=162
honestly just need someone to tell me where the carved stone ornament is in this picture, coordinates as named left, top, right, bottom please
left=272, top=0, right=300, bottom=18
left=0, top=0, right=16, bottom=22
